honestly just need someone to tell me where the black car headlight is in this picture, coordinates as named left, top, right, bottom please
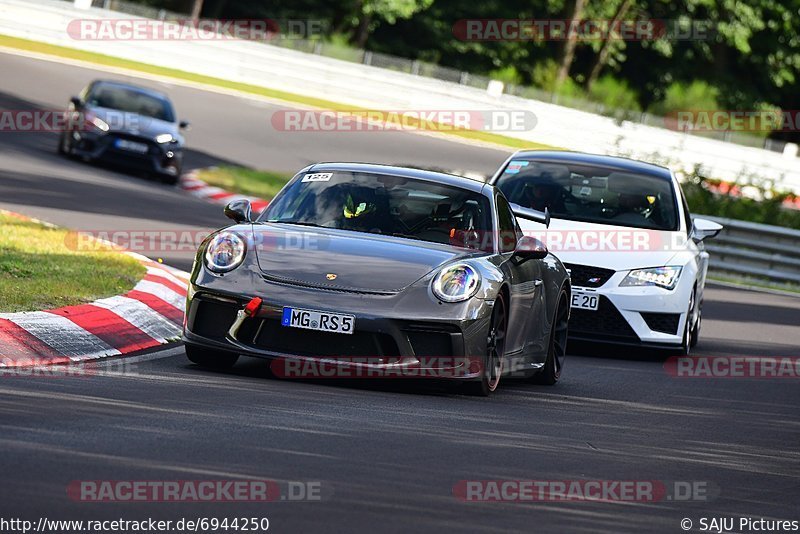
left=204, top=231, right=246, bottom=272
left=432, top=263, right=481, bottom=303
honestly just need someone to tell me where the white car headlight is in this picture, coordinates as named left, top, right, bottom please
left=88, top=114, right=109, bottom=132
left=156, top=133, right=174, bottom=144
left=204, top=231, right=246, bottom=272
left=432, top=263, right=481, bottom=302
left=620, top=266, right=682, bottom=290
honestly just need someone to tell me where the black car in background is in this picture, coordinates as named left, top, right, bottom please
left=58, top=80, right=188, bottom=184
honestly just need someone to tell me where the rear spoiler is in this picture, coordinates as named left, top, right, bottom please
left=510, top=204, right=551, bottom=228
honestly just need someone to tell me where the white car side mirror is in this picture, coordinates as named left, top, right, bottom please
left=691, top=218, right=723, bottom=243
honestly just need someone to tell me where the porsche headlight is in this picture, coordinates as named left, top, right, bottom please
left=620, top=266, right=682, bottom=290
left=432, top=264, right=481, bottom=303
left=156, top=133, right=174, bottom=144
left=204, top=231, right=246, bottom=272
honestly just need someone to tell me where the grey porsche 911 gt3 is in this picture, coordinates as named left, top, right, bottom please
left=182, top=163, right=571, bottom=395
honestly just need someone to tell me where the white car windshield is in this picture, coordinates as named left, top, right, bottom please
left=495, top=160, right=679, bottom=231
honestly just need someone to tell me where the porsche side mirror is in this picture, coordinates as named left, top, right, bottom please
left=70, top=96, right=83, bottom=109
left=179, top=120, right=190, bottom=130
left=514, top=235, right=548, bottom=261
left=510, top=204, right=550, bottom=228
left=224, top=199, right=252, bottom=223
left=691, top=217, right=723, bottom=243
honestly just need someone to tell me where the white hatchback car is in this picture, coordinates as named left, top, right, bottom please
left=491, top=151, right=722, bottom=354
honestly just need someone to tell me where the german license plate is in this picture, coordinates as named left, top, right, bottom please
left=571, top=290, right=599, bottom=311
left=115, top=139, right=149, bottom=153
left=281, top=307, right=355, bottom=334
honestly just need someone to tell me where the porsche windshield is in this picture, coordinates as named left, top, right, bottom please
left=262, top=171, right=493, bottom=250
left=495, top=160, right=678, bottom=231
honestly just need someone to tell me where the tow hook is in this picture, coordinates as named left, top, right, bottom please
left=227, top=297, right=262, bottom=341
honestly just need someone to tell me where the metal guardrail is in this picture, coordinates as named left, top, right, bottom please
left=696, top=215, right=800, bottom=285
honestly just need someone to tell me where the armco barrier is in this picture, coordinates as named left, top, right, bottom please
left=697, top=216, right=800, bottom=285
left=0, top=0, right=799, bottom=194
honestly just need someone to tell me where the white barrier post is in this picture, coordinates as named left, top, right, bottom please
left=74, top=0, right=92, bottom=9
left=487, top=80, right=504, bottom=98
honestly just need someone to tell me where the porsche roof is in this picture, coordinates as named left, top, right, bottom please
left=306, top=162, right=488, bottom=194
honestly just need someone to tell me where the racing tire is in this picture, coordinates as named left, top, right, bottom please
left=185, top=344, right=239, bottom=369
left=533, top=287, right=569, bottom=385
left=462, top=293, right=507, bottom=396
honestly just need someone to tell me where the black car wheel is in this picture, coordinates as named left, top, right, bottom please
left=463, top=293, right=507, bottom=396
left=533, top=288, right=569, bottom=385
left=57, top=132, right=72, bottom=157
left=690, top=299, right=702, bottom=348
left=678, top=289, right=696, bottom=356
left=186, top=344, right=239, bottom=369
left=159, top=173, right=180, bottom=186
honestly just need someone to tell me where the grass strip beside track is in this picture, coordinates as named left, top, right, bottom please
left=0, top=34, right=557, bottom=151
left=197, top=166, right=292, bottom=200
left=0, top=212, right=145, bottom=312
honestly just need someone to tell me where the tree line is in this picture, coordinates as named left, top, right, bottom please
left=134, top=0, right=800, bottom=143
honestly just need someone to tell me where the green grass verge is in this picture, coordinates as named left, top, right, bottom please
left=0, top=213, right=146, bottom=312
left=198, top=166, right=292, bottom=199
left=708, top=274, right=800, bottom=295
left=0, top=34, right=557, bottom=151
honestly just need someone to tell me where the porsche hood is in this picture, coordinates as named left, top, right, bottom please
left=251, top=224, right=479, bottom=293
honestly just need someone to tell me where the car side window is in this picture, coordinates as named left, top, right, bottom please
left=496, top=194, right=518, bottom=253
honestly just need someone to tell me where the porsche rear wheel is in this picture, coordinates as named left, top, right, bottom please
left=185, top=344, right=239, bottom=369
left=533, top=288, right=569, bottom=385
left=463, top=293, right=507, bottom=396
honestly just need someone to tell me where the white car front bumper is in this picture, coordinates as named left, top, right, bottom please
left=567, top=267, right=695, bottom=348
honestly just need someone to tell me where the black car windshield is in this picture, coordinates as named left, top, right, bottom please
left=262, top=171, right=494, bottom=251
left=87, top=85, right=176, bottom=122
left=495, top=160, right=678, bottom=230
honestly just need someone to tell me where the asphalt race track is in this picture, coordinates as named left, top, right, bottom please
left=1, top=50, right=799, bottom=533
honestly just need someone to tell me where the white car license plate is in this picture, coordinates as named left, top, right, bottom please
left=115, top=139, right=149, bottom=153
left=281, top=307, right=355, bottom=335
left=571, top=291, right=599, bottom=311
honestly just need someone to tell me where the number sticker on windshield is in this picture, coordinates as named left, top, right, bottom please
left=302, top=172, right=333, bottom=182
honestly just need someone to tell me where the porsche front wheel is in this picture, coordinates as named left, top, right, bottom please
left=185, top=344, right=239, bottom=369
left=463, top=294, right=507, bottom=396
